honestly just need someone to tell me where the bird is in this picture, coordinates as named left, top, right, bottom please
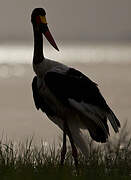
left=31, top=8, right=120, bottom=167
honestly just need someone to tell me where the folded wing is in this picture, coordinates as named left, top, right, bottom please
left=44, top=67, right=120, bottom=142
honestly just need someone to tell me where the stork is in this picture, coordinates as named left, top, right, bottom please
left=31, top=8, right=120, bottom=167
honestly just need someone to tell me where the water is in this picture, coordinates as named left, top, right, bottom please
left=0, top=42, right=131, bottom=64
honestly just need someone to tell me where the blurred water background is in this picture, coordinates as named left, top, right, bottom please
left=0, top=42, right=131, bottom=65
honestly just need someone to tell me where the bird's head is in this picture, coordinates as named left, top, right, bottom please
left=31, top=8, right=59, bottom=51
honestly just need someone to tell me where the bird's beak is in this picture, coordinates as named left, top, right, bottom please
left=40, top=16, right=59, bottom=51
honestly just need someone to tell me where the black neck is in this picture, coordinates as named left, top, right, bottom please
left=33, top=25, right=44, bottom=65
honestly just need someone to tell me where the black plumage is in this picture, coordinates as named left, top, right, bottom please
left=32, top=76, right=55, bottom=116
left=45, top=68, right=108, bottom=109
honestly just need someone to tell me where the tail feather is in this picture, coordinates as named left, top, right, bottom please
left=69, top=99, right=109, bottom=138
left=107, top=108, right=120, bottom=133
left=88, top=116, right=109, bottom=143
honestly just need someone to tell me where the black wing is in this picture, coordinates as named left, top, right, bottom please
left=32, top=76, right=41, bottom=110
left=32, top=76, right=55, bottom=116
left=45, top=68, right=108, bottom=109
left=44, top=68, right=120, bottom=133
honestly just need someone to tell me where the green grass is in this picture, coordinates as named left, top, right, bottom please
left=0, top=123, right=131, bottom=180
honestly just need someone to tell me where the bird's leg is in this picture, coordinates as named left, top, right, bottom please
left=61, top=128, right=67, bottom=165
left=64, top=121, right=78, bottom=169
